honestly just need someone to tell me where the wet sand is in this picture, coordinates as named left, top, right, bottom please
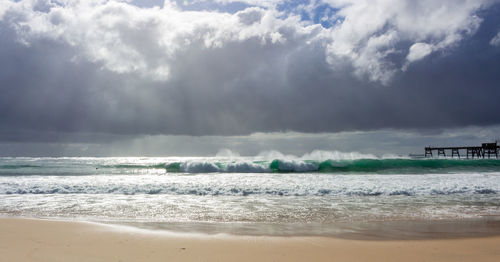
left=1, top=218, right=500, bottom=262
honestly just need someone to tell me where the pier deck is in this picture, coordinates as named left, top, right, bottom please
left=424, top=142, right=499, bottom=159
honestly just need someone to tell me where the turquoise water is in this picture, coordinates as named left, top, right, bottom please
left=165, top=158, right=500, bottom=173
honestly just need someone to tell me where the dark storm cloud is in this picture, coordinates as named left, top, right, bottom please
left=0, top=0, right=500, bottom=144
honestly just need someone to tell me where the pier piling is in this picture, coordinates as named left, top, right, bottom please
left=451, top=148, right=460, bottom=158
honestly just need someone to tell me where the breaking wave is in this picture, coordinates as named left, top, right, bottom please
left=1, top=152, right=500, bottom=175
left=166, top=158, right=500, bottom=174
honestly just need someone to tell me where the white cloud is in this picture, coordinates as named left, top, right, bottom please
left=323, top=0, right=489, bottom=84
left=406, top=43, right=433, bottom=63
left=1, top=0, right=317, bottom=81
left=490, top=31, right=500, bottom=46
left=0, top=0, right=15, bottom=20
left=402, top=42, right=434, bottom=71
left=0, top=0, right=495, bottom=84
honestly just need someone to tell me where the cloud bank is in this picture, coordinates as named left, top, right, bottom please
left=0, top=0, right=500, bottom=144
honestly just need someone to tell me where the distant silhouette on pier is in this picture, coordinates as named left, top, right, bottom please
left=424, top=142, right=499, bottom=159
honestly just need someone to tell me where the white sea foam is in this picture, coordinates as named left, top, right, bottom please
left=300, top=150, right=378, bottom=160
left=254, top=149, right=379, bottom=161
left=0, top=171, right=498, bottom=197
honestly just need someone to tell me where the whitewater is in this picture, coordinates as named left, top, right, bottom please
left=1, top=151, right=499, bottom=236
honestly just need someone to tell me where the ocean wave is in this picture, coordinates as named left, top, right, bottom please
left=166, top=161, right=271, bottom=173
left=2, top=155, right=500, bottom=175
left=1, top=184, right=497, bottom=196
left=98, top=163, right=167, bottom=169
left=165, top=158, right=500, bottom=174
left=0, top=164, right=41, bottom=169
left=1, top=172, right=498, bottom=197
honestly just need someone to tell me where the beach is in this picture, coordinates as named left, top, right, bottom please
left=1, top=218, right=500, bottom=262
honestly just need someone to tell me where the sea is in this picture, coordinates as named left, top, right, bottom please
left=1, top=151, right=500, bottom=238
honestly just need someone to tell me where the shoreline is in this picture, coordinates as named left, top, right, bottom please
left=114, top=217, right=500, bottom=240
left=1, top=218, right=500, bottom=262
left=3, top=214, right=500, bottom=240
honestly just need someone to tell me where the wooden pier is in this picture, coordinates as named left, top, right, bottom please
left=424, top=142, right=499, bottom=159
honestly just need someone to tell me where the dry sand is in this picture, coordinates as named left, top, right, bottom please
left=1, top=218, right=500, bottom=262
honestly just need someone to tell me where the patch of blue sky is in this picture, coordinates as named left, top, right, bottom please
left=276, top=0, right=342, bottom=28
left=276, top=0, right=311, bottom=20
left=312, top=4, right=342, bottom=28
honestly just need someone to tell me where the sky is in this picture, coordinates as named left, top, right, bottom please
left=0, top=0, right=500, bottom=157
